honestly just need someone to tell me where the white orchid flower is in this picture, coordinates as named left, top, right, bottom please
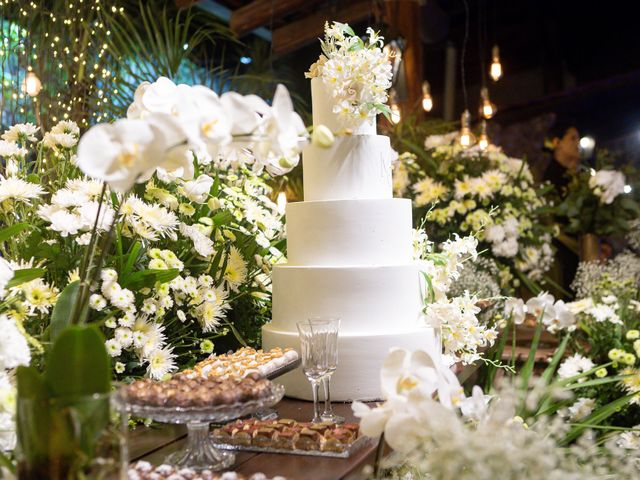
left=77, top=116, right=177, bottom=192
left=504, top=297, right=526, bottom=324
left=525, top=291, right=556, bottom=324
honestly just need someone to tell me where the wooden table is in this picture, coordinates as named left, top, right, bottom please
left=129, top=399, right=380, bottom=480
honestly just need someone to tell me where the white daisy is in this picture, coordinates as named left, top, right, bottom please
left=146, top=347, right=177, bottom=380
left=0, top=176, right=45, bottom=204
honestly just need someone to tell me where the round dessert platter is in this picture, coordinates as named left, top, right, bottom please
left=115, top=381, right=285, bottom=471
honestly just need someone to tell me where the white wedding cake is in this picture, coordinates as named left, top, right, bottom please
left=261, top=75, right=437, bottom=400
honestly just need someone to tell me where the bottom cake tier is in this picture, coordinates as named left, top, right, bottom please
left=261, top=324, right=438, bottom=401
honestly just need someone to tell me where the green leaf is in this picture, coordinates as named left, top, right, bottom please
left=6, top=268, right=45, bottom=288
left=519, top=318, right=543, bottom=395
left=50, top=281, right=83, bottom=342
left=122, top=241, right=142, bottom=278
left=121, top=268, right=180, bottom=290
left=561, top=394, right=635, bottom=445
left=212, top=210, right=235, bottom=227
left=45, top=325, right=111, bottom=398
left=0, top=222, right=31, bottom=242
left=17, top=365, right=49, bottom=400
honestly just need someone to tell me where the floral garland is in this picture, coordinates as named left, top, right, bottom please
left=305, top=21, right=393, bottom=126
left=394, top=134, right=556, bottom=291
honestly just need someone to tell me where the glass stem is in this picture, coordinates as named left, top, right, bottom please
left=311, top=380, right=322, bottom=423
left=323, top=376, right=333, bottom=416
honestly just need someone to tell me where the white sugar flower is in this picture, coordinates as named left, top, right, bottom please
left=146, top=347, right=177, bottom=380
left=0, top=176, right=45, bottom=204
left=0, top=315, right=31, bottom=370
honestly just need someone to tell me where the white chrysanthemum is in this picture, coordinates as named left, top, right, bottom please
left=566, top=397, right=595, bottom=421
left=110, top=287, right=135, bottom=310
left=105, top=338, right=122, bottom=357
left=115, top=327, right=133, bottom=348
left=557, top=353, right=595, bottom=380
left=2, top=123, right=39, bottom=143
left=0, top=140, right=27, bottom=158
left=0, top=315, right=31, bottom=370
left=37, top=206, right=84, bottom=237
left=18, top=278, right=58, bottom=314
left=146, top=347, right=177, bottom=380
left=0, top=176, right=45, bottom=204
left=224, top=246, right=247, bottom=291
left=44, top=132, right=78, bottom=149
left=66, top=178, right=104, bottom=199
left=89, top=294, right=107, bottom=311
left=121, top=196, right=179, bottom=241
left=616, top=425, right=640, bottom=450
left=50, top=120, right=80, bottom=136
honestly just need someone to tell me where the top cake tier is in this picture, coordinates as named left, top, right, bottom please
left=311, top=77, right=376, bottom=135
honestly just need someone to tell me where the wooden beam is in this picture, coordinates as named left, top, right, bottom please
left=272, top=1, right=373, bottom=56
left=230, top=0, right=309, bottom=37
left=384, top=0, right=424, bottom=116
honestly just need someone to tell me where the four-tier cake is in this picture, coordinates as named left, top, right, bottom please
left=262, top=74, right=437, bottom=401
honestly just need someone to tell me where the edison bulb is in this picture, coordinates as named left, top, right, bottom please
left=480, top=87, right=497, bottom=119
left=457, top=110, right=476, bottom=148
left=490, top=45, right=502, bottom=82
left=421, top=81, right=433, bottom=112
left=478, top=120, right=490, bottom=151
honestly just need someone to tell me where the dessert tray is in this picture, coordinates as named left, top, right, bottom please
left=211, top=418, right=373, bottom=459
left=185, top=347, right=300, bottom=381
left=115, top=377, right=285, bottom=471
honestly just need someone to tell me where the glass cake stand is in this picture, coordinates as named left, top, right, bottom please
left=115, top=384, right=285, bottom=471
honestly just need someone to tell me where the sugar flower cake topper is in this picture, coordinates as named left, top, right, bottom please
left=306, top=21, right=393, bottom=127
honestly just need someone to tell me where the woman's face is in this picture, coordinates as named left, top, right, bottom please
left=554, top=127, right=581, bottom=171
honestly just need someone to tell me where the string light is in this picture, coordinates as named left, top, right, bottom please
left=457, top=109, right=476, bottom=148
left=490, top=45, right=503, bottom=82
left=479, top=86, right=497, bottom=119
left=389, top=88, right=401, bottom=124
left=421, top=81, right=433, bottom=112
left=478, top=120, right=490, bottom=151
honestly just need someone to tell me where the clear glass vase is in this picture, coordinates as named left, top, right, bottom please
left=15, top=392, right=126, bottom=480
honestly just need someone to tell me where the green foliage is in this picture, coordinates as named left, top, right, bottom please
left=16, top=325, right=111, bottom=478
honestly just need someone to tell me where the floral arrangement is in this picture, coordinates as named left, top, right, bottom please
left=353, top=340, right=640, bottom=479
left=305, top=21, right=393, bottom=127
left=0, top=77, right=306, bottom=386
left=394, top=135, right=556, bottom=291
left=555, top=154, right=639, bottom=236
left=413, top=229, right=498, bottom=365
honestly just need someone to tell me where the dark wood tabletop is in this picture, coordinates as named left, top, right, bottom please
left=129, top=399, right=380, bottom=480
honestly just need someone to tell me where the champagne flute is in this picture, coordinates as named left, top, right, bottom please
left=310, top=317, right=344, bottom=423
left=297, top=320, right=331, bottom=423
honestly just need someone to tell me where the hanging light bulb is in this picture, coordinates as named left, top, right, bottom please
left=421, top=81, right=433, bottom=112
left=478, top=120, right=490, bottom=151
left=389, top=88, right=401, bottom=124
left=457, top=110, right=476, bottom=148
left=490, top=45, right=502, bottom=82
left=21, top=71, right=42, bottom=97
left=479, top=86, right=497, bottom=119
